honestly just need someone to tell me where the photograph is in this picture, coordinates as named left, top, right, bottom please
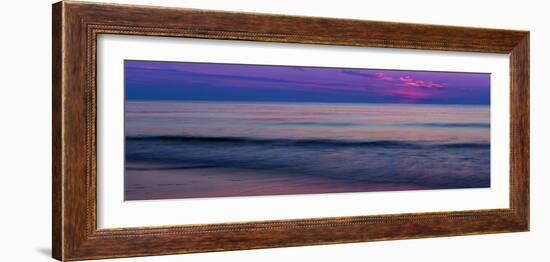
left=124, top=60, right=491, bottom=200
left=40, top=1, right=534, bottom=261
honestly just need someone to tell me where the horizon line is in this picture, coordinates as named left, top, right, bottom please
left=125, top=98, right=490, bottom=106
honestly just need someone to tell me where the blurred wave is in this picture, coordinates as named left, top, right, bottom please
left=125, top=101, right=491, bottom=199
left=127, top=135, right=490, bottom=149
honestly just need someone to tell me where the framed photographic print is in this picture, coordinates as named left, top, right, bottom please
left=52, top=1, right=529, bottom=261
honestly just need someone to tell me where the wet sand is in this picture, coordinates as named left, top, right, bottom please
left=125, top=167, right=427, bottom=201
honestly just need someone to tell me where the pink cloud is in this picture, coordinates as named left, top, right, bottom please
left=375, top=73, right=393, bottom=81
left=399, top=75, right=447, bottom=88
left=399, top=76, right=413, bottom=82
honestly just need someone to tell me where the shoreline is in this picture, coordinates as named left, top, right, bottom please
left=125, top=167, right=431, bottom=201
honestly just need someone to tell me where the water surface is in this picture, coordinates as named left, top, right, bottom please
left=125, top=101, right=490, bottom=200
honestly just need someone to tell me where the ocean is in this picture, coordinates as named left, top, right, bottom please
left=124, top=101, right=490, bottom=200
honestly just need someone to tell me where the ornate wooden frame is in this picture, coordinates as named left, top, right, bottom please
left=52, top=1, right=530, bottom=261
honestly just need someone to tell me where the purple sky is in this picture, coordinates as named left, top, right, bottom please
left=125, top=60, right=490, bottom=105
